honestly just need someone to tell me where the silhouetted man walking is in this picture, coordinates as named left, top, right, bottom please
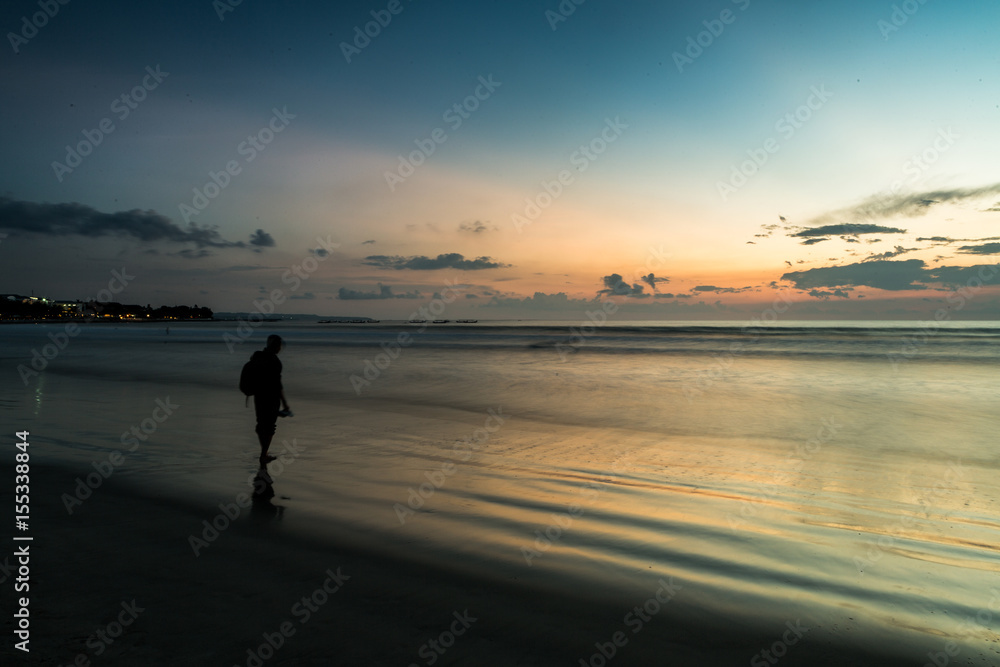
left=253, top=334, right=291, bottom=466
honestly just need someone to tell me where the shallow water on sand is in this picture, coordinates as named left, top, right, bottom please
left=3, top=321, right=1000, bottom=663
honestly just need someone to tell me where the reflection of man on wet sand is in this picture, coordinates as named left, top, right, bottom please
left=253, top=335, right=291, bottom=467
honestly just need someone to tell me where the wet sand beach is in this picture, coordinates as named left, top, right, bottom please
left=2, top=322, right=999, bottom=665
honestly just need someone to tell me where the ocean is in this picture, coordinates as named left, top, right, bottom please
left=2, top=320, right=999, bottom=664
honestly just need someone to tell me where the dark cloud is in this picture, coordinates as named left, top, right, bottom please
left=801, top=238, right=829, bottom=246
left=792, top=223, right=906, bottom=238
left=0, top=196, right=262, bottom=251
left=337, top=283, right=422, bottom=300
left=782, top=259, right=1000, bottom=292
left=782, top=259, right=929, bottom=291
left=691, top=285, right=752, bottom=294
left=598, top=273, right=647, bottom=297
left=862, top=245, right=918, bottom=262
left=957, top=243, right=1000, bottom=255
left=173, top=249, right=213, bottom=259
left=362, top=239, right=376, bottom=245
left=311, top=248, right=329, bottom=257
left=249, top=229, right=275, bottom=248
left=639, top=273, right=669, bottom=290
left=458, top=221, right=496, bottom=234
left=364, top=253, right=510, bottom=271
left=808, top=289, right=851, bottom=300
left=927, top=264, right=1000, bottom=286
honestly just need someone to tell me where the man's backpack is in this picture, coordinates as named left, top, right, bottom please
left=240, top=352, right=264, bottom=404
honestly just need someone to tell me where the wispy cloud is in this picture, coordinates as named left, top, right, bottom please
left=808, top=183, right=1000, bottom=226
left=363, top=253, right=510, bottom=271
left=337, top=283, right=423, bottom=300
left=458, top=221, right=497, bottom=234
left=861, top=245, right=918, bottom=262
left=691, top=285, right=753, bottom=294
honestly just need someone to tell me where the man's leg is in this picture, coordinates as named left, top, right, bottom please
left=254, top=397, right=279, bottom=465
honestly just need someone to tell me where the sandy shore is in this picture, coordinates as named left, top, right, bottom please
left=0, top=462, right=930, bottom=667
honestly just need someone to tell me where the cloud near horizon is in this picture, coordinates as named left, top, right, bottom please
left=363, top=253, right=510, bottom=271
left=640, top=273, right=669, bottom=290
left=692, top=285, right=753, bottom=294
left=0, top=196, right=268, bottom=251
left=956, top=243, right=1000, bottom=255
left=781, top=258, right=1000, bottom=292
left=598, top=273, right=648, bottom=298
left=337, top=283, right=423, bottom=300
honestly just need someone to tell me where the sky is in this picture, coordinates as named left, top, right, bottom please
left=2, top=0, right=1000, bottom=320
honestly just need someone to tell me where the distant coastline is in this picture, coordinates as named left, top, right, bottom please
left=1, top=293, right=212, bottom=322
